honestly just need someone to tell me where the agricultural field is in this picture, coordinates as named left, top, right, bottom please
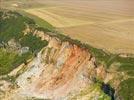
left=1, top=0, right=134, bottom=54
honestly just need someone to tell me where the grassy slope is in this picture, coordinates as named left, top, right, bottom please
left=118, top=78, right=134, bottom=100
left=0, top=48, right=32, bottom=75
left=0, top=10, right=48, bottom=75
left=18, top=10, right=54, bottom=31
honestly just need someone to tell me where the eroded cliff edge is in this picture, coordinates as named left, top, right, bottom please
left=0, top=10, right=134, bottom=100
left=1, top=30, right=115, bottom=100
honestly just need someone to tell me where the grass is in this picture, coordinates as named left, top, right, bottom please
left=118, top=78, right=134, bottom=100
left=0, top=48, right=32, bottom=75
left=0, top=10, right=48, bottom=75
left=0, top=48, right=17, bottom=75
left=127, top=71, right=134, bottom=76
left=18, top=10, right=54, bottom=31
left=0, top=11, right=25, bottom=42
left=20, top=33, right=48, bottom=53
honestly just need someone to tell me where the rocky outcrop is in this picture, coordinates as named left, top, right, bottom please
left=1, top=31, right=116, bottom=100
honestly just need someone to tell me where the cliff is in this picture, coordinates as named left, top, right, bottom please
left=1, top=10, right=133, bottom=100
left=1, top=30, right=115, bottom=100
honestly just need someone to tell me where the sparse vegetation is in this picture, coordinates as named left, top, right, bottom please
left=1, top=75, right=16, bottom=84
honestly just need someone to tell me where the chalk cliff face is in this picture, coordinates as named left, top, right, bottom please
left=15, top=32, right=96, bottom=99
left=1, top=31, right=113, bottom=100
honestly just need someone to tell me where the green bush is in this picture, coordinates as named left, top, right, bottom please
left=20, top=33, right=48, bottom=52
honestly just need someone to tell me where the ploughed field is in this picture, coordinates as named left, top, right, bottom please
left=22, top=0, right=134, bottom=54
left=1, top=0, right=134, bottom=54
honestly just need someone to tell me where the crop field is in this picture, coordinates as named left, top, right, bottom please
left=1, top=0, right=134, bottom=54
left=25, top=8, right=92, bottom=28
